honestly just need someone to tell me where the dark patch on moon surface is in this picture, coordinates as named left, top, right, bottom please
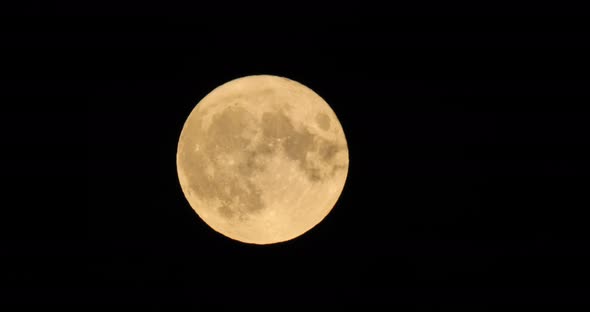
left=261, top=111, right=295, bottom=140
left=315, top=112, right=331, bottom=131
left=318, top=142, right=339, bottom=161
left=261, top=110, right=346, bottom=183
left=207, top=106, right=254, bottom=154
left=218, top=203, right=234, bottom=219
left=179, top=106, right=268, bottom=222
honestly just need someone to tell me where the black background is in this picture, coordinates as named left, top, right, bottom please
left=2, top=5, right=590, bottom=305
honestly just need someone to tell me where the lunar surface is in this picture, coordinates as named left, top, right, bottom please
left=176, top=75, right=349, bottom=244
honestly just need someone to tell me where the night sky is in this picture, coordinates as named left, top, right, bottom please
left=2, top=8, right=589, bottom=305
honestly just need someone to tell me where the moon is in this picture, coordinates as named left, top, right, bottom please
left=176, top=75, right=349, bottom=244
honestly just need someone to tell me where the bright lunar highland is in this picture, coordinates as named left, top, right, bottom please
left=177, top=75, right=349, bottom=244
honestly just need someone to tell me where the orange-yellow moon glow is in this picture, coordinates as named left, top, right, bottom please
left=176, top=75, right=349, bottom=244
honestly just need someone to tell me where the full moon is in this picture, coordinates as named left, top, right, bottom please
left=176, top=75, right=349, bottom=244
